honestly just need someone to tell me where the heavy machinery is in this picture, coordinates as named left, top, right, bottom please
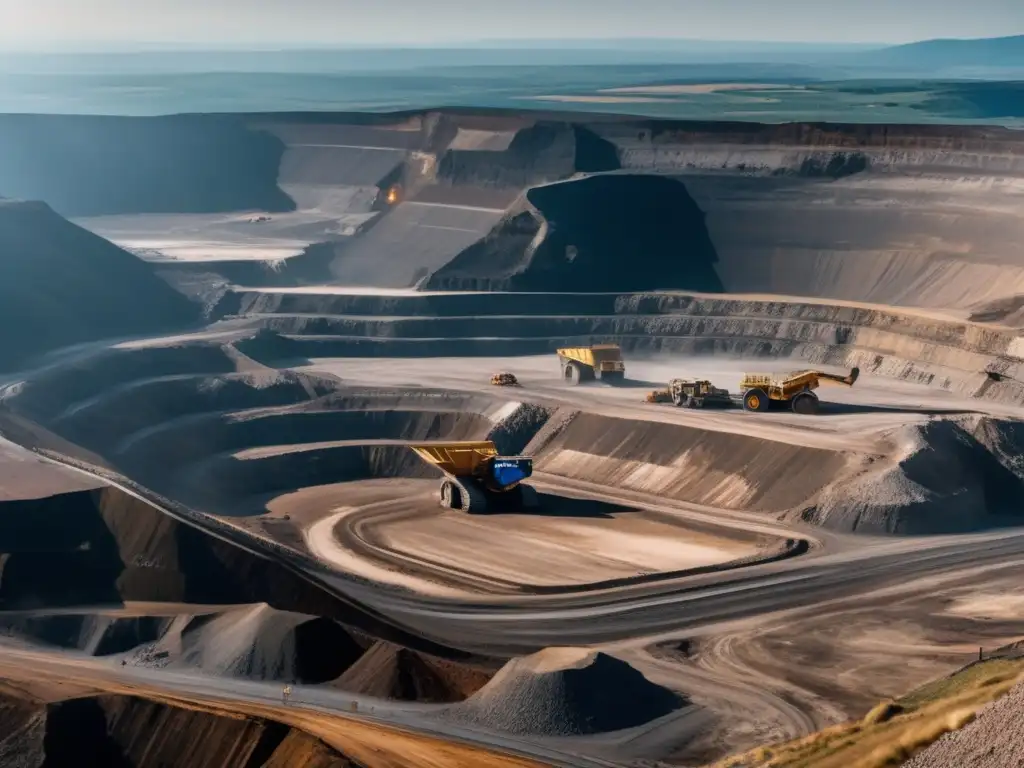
left=739, top=367, right=860, bottom=415
left=645, top=388, right=672, bottom=403
left=409, top=440, right=538, bottom=514
left=490, top=372, right=520, bottom=387
left=557, top=345, right=626, bottom=385
left=667, top=378, right=733, bottom=408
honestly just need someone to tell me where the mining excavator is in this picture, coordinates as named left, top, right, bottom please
left=739, top=367, right=860, bottom=415
left=646, top=379, right=732, bottom=407
left=557, top=345, right=626, bottom=385
left=667, top=378, right=733, bottom=408
left=409, top=440, right=538, bottom=514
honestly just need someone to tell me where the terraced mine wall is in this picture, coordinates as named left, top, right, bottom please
left=435, top=121, right=620, bottom=190
left=4, top=342, right=525, bottom=511
left=6, top=111, right=1024, bottom=306
left=7, top=334, right=1024, bottom=535
left=223, top=289, right=1024, bottom=404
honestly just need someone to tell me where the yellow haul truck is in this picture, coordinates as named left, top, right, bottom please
left=556, top=344, right=626, bottom=385
left=409, top=440, right=538, bottom=514
left=739, top=367, right=860, bottom=415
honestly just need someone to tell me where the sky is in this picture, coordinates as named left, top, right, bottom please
left=3, top=0, right=1024, bottom=50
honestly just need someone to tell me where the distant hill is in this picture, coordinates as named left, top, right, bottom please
left=868, top=35, right=1024, bottom=69
left=0, top=199, right=200, bottom=371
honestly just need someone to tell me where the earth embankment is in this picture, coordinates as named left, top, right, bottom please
left=0, top=689, right=362, bottom=767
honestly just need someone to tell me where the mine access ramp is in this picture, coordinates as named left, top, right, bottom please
left=409, top=440, right=539, bottom=514
left=557, top=344, right=626, bottom=385
left=739, top=367, right=860, bottom=415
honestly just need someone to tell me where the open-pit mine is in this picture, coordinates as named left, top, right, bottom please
left=3, top=109, right=1024, bottom=767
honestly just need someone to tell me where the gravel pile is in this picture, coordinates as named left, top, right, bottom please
left=438, top=647, right=683, bottom=736
left=904, top=680, right=1024, bottom=768
left=805, top=418, right=1024, bottom=535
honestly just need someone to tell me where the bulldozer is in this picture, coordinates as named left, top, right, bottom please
left=490, top=372, right=520, bottom=387
left=409, top=441, right=538, bottom=514
left=557, top=345, right=625, bottom=385
left=667, top=379, right=732, bottom=408
left=739, top=367, right=860, bottom=415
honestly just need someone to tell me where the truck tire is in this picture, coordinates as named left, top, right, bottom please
left=565, top=362, right=582, bottom=385
left=462, top=482, right=489, bottom=514
left=792, top=391, right=820, bottom=415
left=743, top=388, right=770, bottom=413
left=440, top=480, right=460, bottom=509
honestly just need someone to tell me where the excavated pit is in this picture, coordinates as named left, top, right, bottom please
left=6, top=111, right=1024, bottom=766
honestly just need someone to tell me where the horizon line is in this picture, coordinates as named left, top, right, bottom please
left=2, top=31, right=1022, bottom=56
left=0, top=36, right=918, bottom=55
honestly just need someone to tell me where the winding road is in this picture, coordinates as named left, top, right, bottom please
left=8, top=439, right=1024, bottom=765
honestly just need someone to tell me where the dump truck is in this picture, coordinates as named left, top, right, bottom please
left=667, top=379, right=733, bottom=408
left=739, top=367, right=860, bottom=415
left=557, top=345, right=626, bottom=385
left=409, top=440, right=538, bottom=514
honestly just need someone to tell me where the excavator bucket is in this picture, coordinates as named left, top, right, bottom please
left=846, top=367, right=860, bottom=386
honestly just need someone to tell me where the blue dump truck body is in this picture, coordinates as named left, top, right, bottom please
left=487, top=457, right=533, bottom=490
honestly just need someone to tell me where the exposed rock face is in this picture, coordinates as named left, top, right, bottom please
left=0, top=200, right=199, bottom=371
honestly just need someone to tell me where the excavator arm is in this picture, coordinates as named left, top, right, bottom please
left=815, top=367, right=860, bottom=387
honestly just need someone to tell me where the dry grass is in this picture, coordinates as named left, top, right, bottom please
left=710, top=658, right=1024, bottom=768
left=863, top=700, right=903, bottom=726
